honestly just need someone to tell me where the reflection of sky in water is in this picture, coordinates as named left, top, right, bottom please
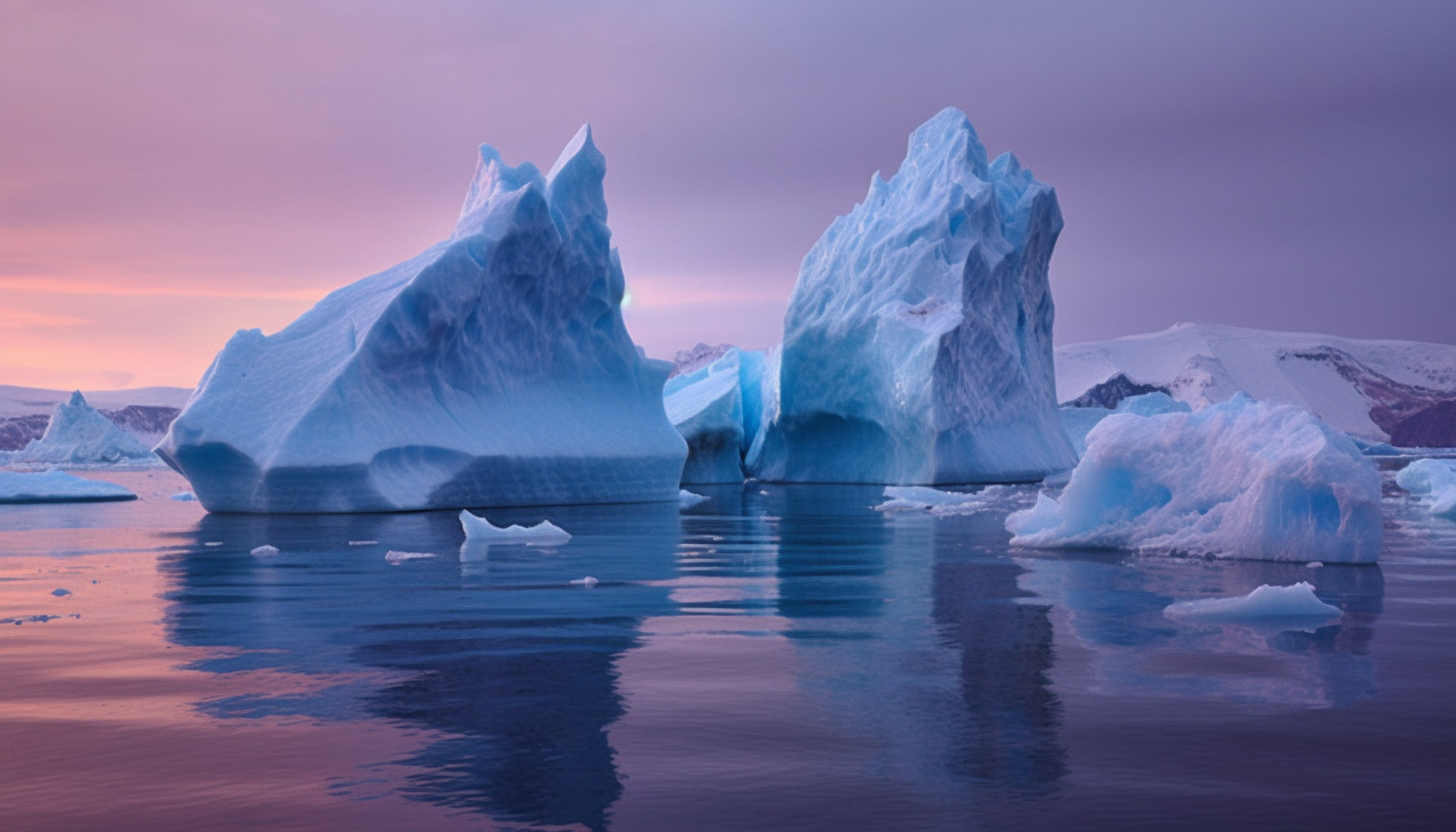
left=2, top=470, right=1453, bottom=830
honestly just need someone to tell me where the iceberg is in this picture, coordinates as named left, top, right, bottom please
left=1164, top=582, right=1343, bottom=622
left=157, top=125, right=686, bottom=513
left=1006, top=395, right=1383, bottom=563
left=664, top=347, right=747, bottom=484
left=7, top=391, right=156, bottom=466
left=459, top=510, right=572, bottom=545
left=0, top=470, right=136, bottom=503
left=750, top=107, right=1075, bottom=484
left=873, top=484, right=1034, bottom=516
left=1395, top=458, right=1456, bottom=519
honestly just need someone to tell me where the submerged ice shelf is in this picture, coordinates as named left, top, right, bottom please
left=157, top=125, right=685, bottom=513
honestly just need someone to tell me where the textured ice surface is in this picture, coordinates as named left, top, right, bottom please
left=1007, top=395, right=1383, bottom=562
left=6, top=391, right=156, bottom=466
left=750, top=108, right=1075, bottom=484
left=0, top=470, right=136, bottom=503
left=664, top=347, right=748, bottom=483
left=385, top=551, right=437, bottom=565
left=1164, top=582, right=1342, bottom=621
left=1395, top=458, right=1456, bottom=519
left=1059, top=392, right=1191, bottom=458
left=459, top=510, right=572, bottom=545
left=157, top=125, right=685, bottom=513
left=1056, top=323, right=1456, bottom=445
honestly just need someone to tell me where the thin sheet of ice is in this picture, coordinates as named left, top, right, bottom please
left=459, top=510, right=571, bottom=545
left=1164, top=582, right=1342, bottom=621
left=385, top=551, right=437, bottom=565
left=0, top=470, right=136, bottom=503
left=1394, top=458, right=1456, bottom=519
left=875, top=484, right=1036, bottom=516
left=1007, top=395, right=1383, bottom=563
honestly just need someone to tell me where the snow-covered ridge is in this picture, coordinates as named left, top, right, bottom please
left=1056, top=323, right=1456, bottom=446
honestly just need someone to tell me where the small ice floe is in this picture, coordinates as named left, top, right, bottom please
left=51, top=588, right=72, bottom=597
left=250, top=544, right=280, bottom=557
left=348, top=540, right=378, bottom=546
left=1395, top=458, right=1456, bottom=519
left=0, top=469, right=136, bottom=504
left=568, top=576, right=599, bottom=588
left=170, top=491, right=198, bottom=501
left=385, top=551, right=437, bottom=566
left=1307, top=561, right=1324, bottom=569
left=1164, top=582, right=1342, bottom=622
left=203, top=542, right=224, bottom=547
left=679, top=489, right=709, bottom=507
left=458, top=511, right=571, bottom=545
left=874, top=485, right=1032, bottom=516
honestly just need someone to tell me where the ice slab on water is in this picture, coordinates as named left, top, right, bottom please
left=459, top=510, right=571, bottom=545
left=156, top=125, right=685, bottom=513
left=1394, top=458, right=1456, bottom=519
left=0, top=470, right=136, bottom=503
left=385, top=551, right=437, bottom=565
left=749, top=107, right=1075, bottom=484
left=1007, top=395, right=1383, bottom=563
left=1164, top=582, right=1342, bottom=621
left=874, top=484, right=1034, bottom=516
left=250, top=545, right=280, bottom=557
left=678, top=489, right=709, bottom=507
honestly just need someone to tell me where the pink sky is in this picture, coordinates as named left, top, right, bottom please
left=3, top=0, right=1454, bottom=390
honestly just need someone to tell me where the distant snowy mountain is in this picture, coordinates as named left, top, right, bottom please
left=0, top=384, right=190, bottom=451
left=1056, top=324, right=1456, bottom=446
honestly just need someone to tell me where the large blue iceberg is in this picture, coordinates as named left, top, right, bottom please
left=749, top=107, right=1075, bottom=484
left=158, top=126, right=686, bottom=513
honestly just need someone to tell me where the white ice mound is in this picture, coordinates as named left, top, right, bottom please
left=1395, top=458, right=1456, bottom=519
left=9, top=391, right=156, bottom=466
left=1006, top=395, right=1383, bottom=563
left=750, top=107, right=1075, bottom=484
left=1164, top=582, right=1342, bottom=621
left=459, top=510, right=571, bottom=545
left=0, top=469, right=136, bottom=503
left=156, top=125, right=686, bottom=513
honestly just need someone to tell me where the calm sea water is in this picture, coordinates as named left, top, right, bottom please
left=1, top=469, right=1453, bottom=832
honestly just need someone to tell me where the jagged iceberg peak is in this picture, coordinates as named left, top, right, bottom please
left=751, top=107, right=1075, bottom=484
left=9, top=390, right=156, bottom=466
left=158, top=124, right=685, bottom=513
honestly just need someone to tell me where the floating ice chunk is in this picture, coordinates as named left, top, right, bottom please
left=51, top=588, right=72, bottom=597
left=250, top=544, right=280, bottom=557
left=8, top=391, right=157, bottom=467
left=750, top=107, right=1076, bottom=484
left=1164, top=582, right=1342, bottom=621
left=156, top=125, right=686, bottom=513
left=569, top=576, right=599, bottom=588
left=1394, top=458, right=1456, bottom=519
left=171, top=491, right=198, bottom=501
left=385, top=550, right=437, bottom=565
left=874, top=484, right=1035, bottom=516
left=458, top=510, right=571, bottom=545
left=678, top=489, right=709, bottom=507
left=1007, top=395, right=1383, bottom=563
left=203, top=541, right=223, bottom=547
left=348, top=540, right=379, bottom=546
left=1307, top=561, right=1324, bottom=569
left=0, top=470, right=137, bottom=504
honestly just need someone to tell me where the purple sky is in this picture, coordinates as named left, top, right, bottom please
left=2, top=0, right=1453, bottom=389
